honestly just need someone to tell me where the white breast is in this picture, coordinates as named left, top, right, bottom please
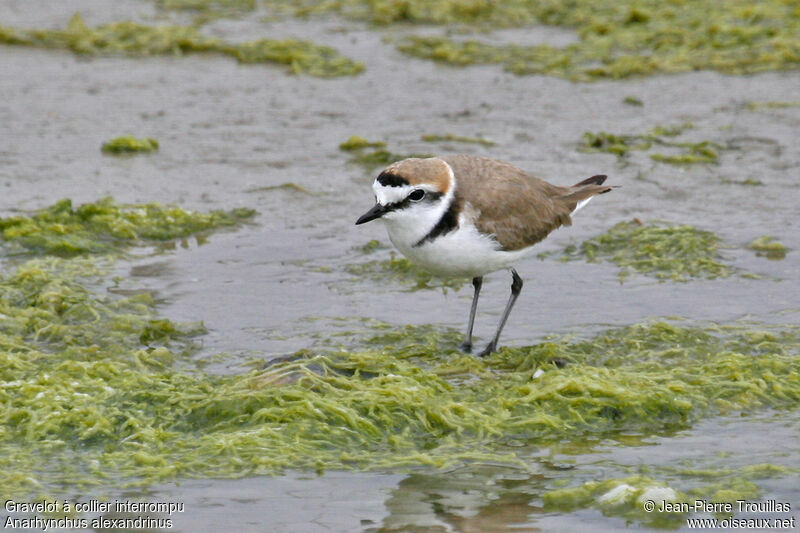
left=384, top=218, right=535, bottom=279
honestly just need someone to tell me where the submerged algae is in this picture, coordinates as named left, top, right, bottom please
left=345, top=252, right=467, bottom=292
left=0, top=13, right=363, bottom=77
left=554, top=220, right=734, bottom=282
left=101, top=136, right=159, bottom=154
left=357, top=239, right=387, bottom=254
left=4, top=272, right=800, bottom=501
left=543, top=476, right=684, bottom=527
left=543, top=462, right=796, bottom=527
left=387, top=0, right=800, bottom=80
left=744, top=101, right=800, bottom=111
left=421, top=133, right=495, bottom=147
left=340, top=136, right=432, bottom=170
left=649, top=142, right=721, bottom=165
left=157, top=0, right=256, bottom=14
left=748, top=235, right=787, bottom=261
left=349, top=149, right=433, bottom=170
left=579, top=123, right=724, bottom=165
left=0, top=197, right=255, bottom=256
left=339, top=135, right=387, bottom=151
left=231, top=38, right=364, bottom=76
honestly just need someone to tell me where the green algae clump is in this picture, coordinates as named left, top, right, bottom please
left=358, top=239, right=386, bottom=254
left=339, top=136, right=432, bottom=171
left=543, top=461, right=796, bottom=527
left=231, top=38, right=365, bottom=77
left=385, top=0, right=800, bottom=80
left=339, top=135, right=386, bottom=151
left=543, top=476, right=685, bottom=527
left=560, top=220, right=734, bottom=282
left=579, top=124, right=723, bottom=165
left=650, top=141, right=721, bottom=165
left=0, top=13, right=363, bottom=77
left=748, top=235, right=787, bottom=260
left=581, top=131, right=654, bottom=157
left=0, top=197, right=255, bottom=256
left=349, top=149, right=430, bottom=170
left=101, top=136, right=159, bottom=154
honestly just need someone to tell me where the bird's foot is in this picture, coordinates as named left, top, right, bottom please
left=459, top=340, right=473, bottom=353
left=477, top=341, right=497, bottom=358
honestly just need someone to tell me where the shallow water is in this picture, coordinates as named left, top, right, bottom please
left=2, top=1, right=799, bottom=531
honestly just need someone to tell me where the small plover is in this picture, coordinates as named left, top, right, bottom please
left=355, top=155, right=612, bottom=356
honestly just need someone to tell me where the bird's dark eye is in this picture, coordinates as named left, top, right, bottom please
left=409, top=189, right=425, bottom=202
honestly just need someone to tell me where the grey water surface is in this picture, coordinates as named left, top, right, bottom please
left=2, top=1, right=799, bottom=531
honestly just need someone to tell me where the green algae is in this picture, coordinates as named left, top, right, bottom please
left=339, top=135, right=386, bottom=151
left=230, top=38, right=364, bottom=76
left=160, top=0, right=255, bottom=8
left=421, top=133, right=495, bottom=146
left=623, top=96, right=644, bottom=106
left=542, top=460, right=796, bottom=528
left=350, top=149, right=431, bottom=170
left=579, top=123, right=724, bottom=165
left=295, top=0, right=541, bottom=26
left=554, top=220, right=734, bottom=282
left=744, top=101, right=800, bottom=111
left=5, top=277, right=800, bottom=501
left=668, top=462, right=797, bottom=482
left=543, top=476, right=685, bottom=527
left=245, top=182, right=312, bottom=194
left=748, top=235, right=787, bottom=260
left=0, top=197, right=255, bottom=257
left=345, top=252, right=467, bottom=291
left=581, top=130, right=654, bottom=157
left=650, top=141, right=721, bottom=165
left=735, top=178, right=763, bottom=186
left=340, top=136, right=432, bottom=170
left=101, top=136, right=159, bottom=154
left=0, top=13, right=363, bottom=78
left=157, top=0, right=256, bottom=14
left=357, top=239, right=386, bottom=254
left=384, top=0, right=800, bottom=80
left=0, top=198, right=798, bottom=498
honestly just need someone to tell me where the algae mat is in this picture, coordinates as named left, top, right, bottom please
left=0, top=13, right=364, bottom=77
left=2, top=226, right=800, bottom=519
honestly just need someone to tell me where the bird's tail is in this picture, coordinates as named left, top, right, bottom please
left=560, top=174, right=615, bottom=214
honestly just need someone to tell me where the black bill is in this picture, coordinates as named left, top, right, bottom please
left=355, top=203, right=388, bottom=225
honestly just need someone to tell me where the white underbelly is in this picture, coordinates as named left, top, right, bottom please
left=387, top=224, right=534, bottom=279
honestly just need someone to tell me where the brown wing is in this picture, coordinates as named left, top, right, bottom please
left=442, top=155, right=599, bottom=251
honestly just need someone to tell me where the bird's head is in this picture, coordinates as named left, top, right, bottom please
left=355, top=157, right=454, bottom=226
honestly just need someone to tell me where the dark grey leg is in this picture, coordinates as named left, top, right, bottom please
left=459, top=276, right=483, bottom=353
left=478, top=269, right=523, bottom=357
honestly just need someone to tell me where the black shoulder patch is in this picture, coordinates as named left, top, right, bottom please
left=414, top=199, right=459, bottom=247
left=377, top=171, right=409, bottom=188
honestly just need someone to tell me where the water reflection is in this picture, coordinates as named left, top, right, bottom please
left=371, top=465, right=543, bottom=532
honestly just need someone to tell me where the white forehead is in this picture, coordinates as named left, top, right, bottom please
left=372, top=182, right=416, bottom=206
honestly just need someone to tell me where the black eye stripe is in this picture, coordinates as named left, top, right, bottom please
left=382, top=191, right=442, bottom=213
